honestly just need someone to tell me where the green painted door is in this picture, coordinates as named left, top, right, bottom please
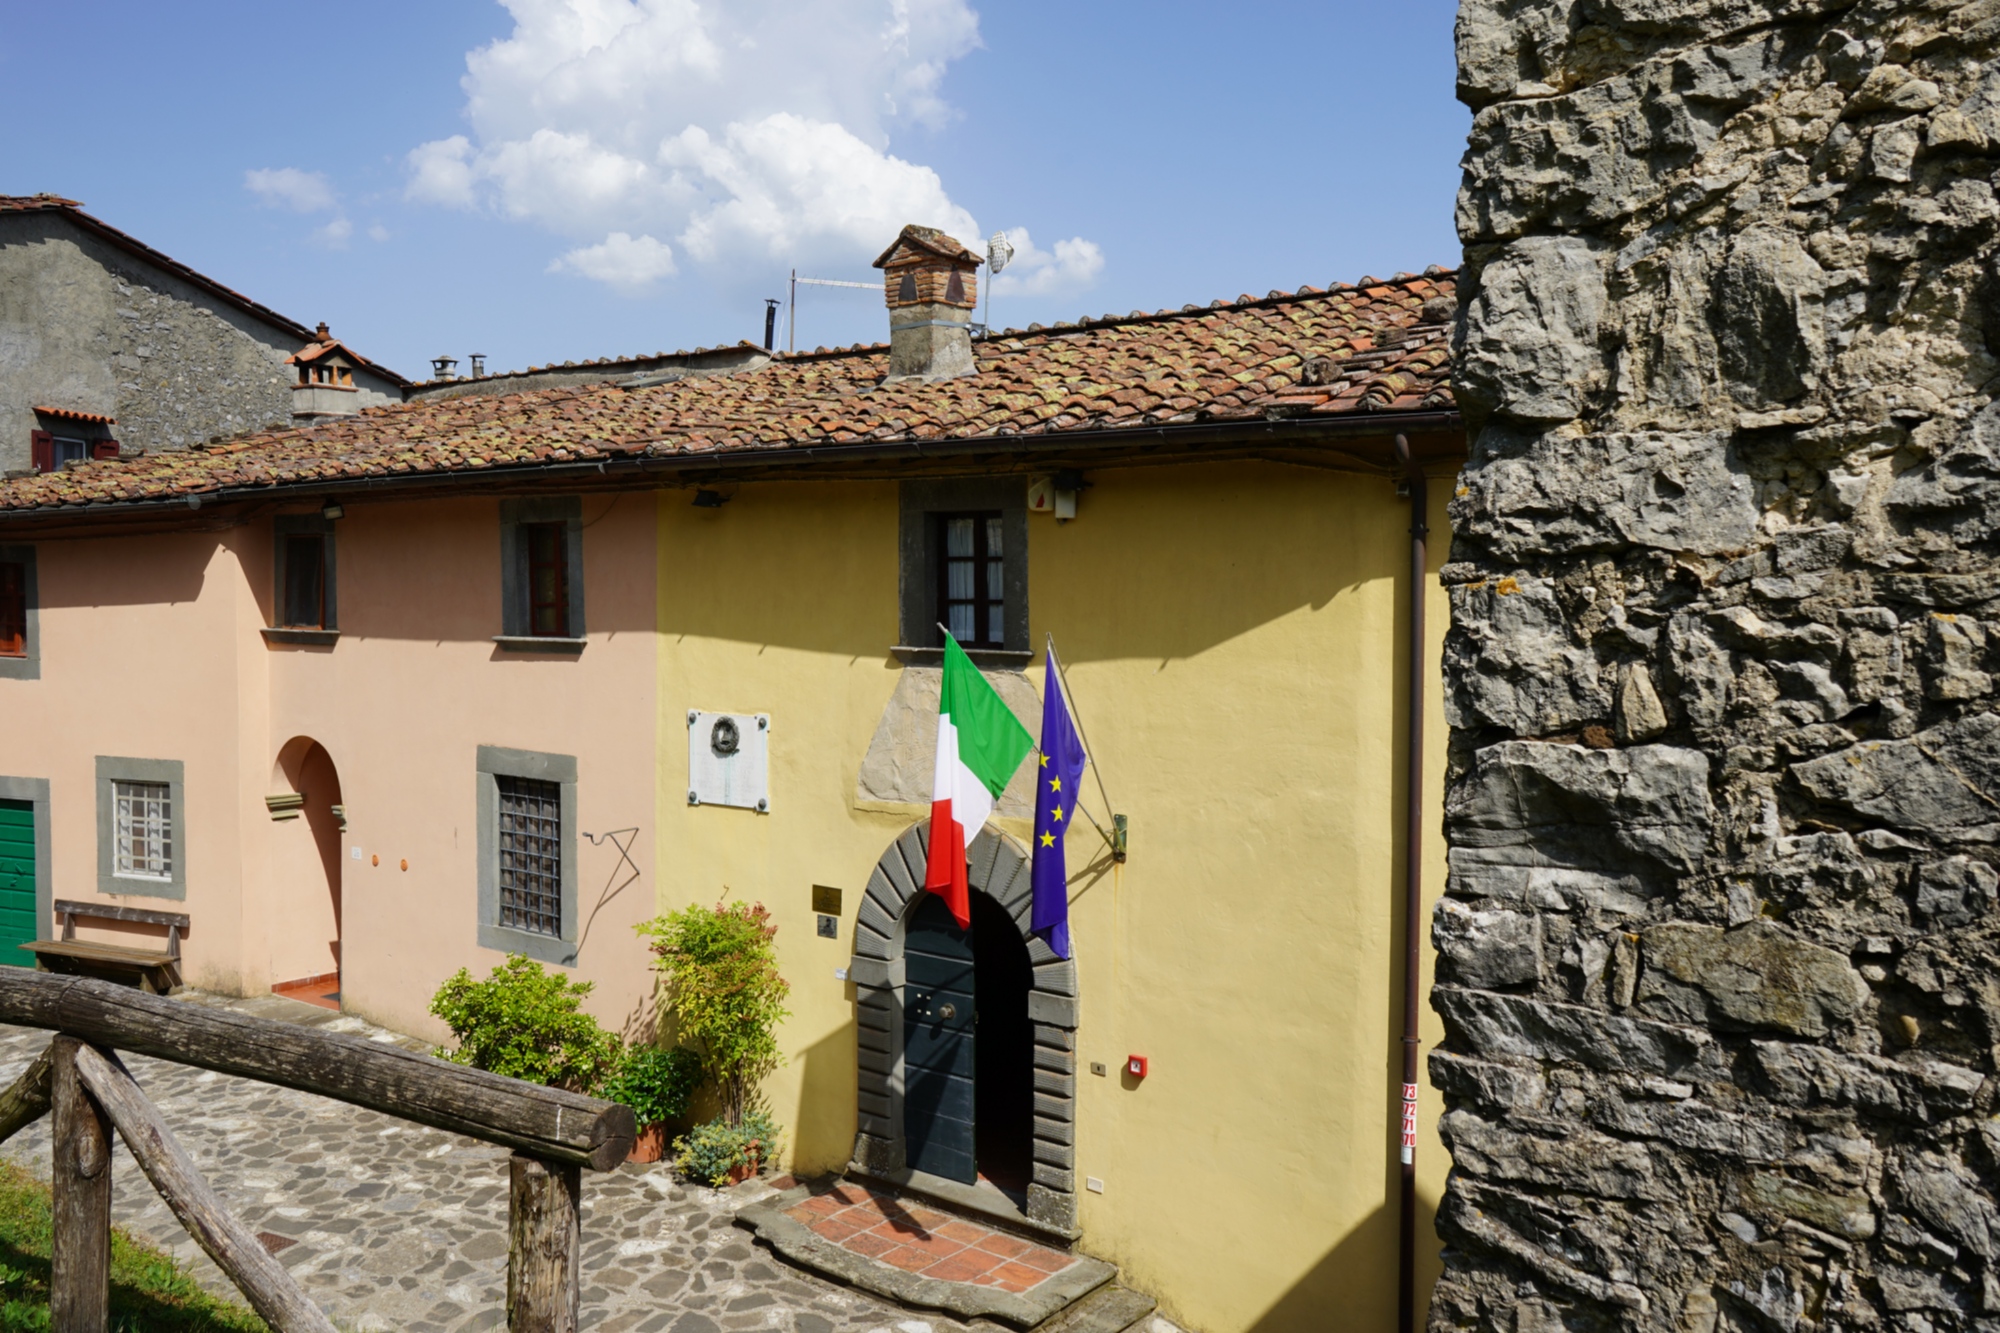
left=0, top=801, right=36, bottom=968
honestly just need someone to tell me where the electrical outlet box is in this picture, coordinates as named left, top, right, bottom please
left=1085, top=1177, right=1105, bottom=1193
left=1090, top=1061, right=1107, bottom=1077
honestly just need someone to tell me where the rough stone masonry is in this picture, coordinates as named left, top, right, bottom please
left=1435, top=2, right=2000, bottom=1330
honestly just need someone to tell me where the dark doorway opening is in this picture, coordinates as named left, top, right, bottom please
left=971, top=891, right=1033, bottom=1198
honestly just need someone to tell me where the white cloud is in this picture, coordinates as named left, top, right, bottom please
left=313, top=218, right=354, bottom=249
left=549, top=232, right=678, bottom=288
left=244, top=167, right=337, bottom=213
left=405, top=136, right=477, bottom=208
left=402, top=0, right=1096, bottom=291
left=666, top=114, right=976, bottom=266
left=989, top=227, right=1104, bottom=298
left=367, top=223, right=391, bottom=243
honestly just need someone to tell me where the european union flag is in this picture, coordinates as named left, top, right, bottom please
left=1030, top=646, right=1086, bottom=959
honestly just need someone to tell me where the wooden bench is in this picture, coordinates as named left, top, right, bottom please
left=22, top=899, right=188, bottom=994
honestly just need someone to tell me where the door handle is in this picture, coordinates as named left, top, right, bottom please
left=935, top=1002, right=957, bottom=1020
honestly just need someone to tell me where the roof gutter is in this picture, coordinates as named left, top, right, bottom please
left=0, top=410, right=1464, bottom=533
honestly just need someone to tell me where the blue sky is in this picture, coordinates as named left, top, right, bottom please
left=4, top=2, right=1466, bottom=380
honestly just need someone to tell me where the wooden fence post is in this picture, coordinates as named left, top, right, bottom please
left=50, top=1035, right=110, bottom=1332
left=508, top=1153, right=579, bottom=1333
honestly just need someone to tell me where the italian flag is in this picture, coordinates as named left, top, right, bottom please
left=924, top=634, right=1035, bottom=927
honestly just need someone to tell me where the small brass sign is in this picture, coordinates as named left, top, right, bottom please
left=811, top=884, right=843, bottom=915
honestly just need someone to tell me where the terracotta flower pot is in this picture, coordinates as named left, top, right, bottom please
left=626, top=1124, right=668, bottom=1164
left=727, top=1140, right=764, bottom=1184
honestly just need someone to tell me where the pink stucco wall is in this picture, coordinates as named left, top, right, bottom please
left=0, top=492, right=660, bottom=1041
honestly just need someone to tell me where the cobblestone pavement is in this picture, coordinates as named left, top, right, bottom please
left=0, top=995, right=1176, bottom=1333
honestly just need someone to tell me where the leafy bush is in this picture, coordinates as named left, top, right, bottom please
left=673, top=1111, right=781, bottom=1187
left=638, top=901, right=791, bottom=1124
left=600, top=1046, right=705, bottom=1127
left=429, top=954, right=621, bottom=1093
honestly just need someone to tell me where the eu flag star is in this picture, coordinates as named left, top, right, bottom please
left=1040, top=753, right=1049, bottom=767
left=1051, top=805, right=1064, bottom=822
left=1049, top=776, right=1062, bottom=792
left=1040, top=831, right=1056, bottom=847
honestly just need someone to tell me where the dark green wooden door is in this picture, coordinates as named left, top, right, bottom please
left=0, top=801, right=35, bottom=968
left=904, top=894, right=977, bottom=1183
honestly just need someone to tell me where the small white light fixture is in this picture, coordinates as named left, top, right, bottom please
left=321, top=502, right=344, bottom=521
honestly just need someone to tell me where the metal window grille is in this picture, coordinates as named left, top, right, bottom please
left=938, top=512, right=1005, bottom=648
left=0, top=562, right=23, bottom=657
left=497, top=775, right=562, bottom=936
left=114, top=779, right=172, bottom=880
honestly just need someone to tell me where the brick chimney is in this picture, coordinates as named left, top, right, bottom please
left=872, top=225, right=982, bottom=381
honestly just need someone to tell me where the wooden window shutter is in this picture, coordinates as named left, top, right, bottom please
left=90, top=438, right=119, bottom=461
left=29, top=432, right=52, bottom=474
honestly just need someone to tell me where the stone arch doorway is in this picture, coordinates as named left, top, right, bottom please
left=269, top=737, right=343, bottom=1008
left=849, top=822, right=1079, bottom=1232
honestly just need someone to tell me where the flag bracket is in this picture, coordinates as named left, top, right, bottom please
left=1110, top=814, right=1128, bottom=863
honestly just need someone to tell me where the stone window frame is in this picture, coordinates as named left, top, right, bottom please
left=474, top=745, right=579, bottom=967
left=94, top=756, right=186, bottom=901
left=897, top=479, right=1030, bottom=660
left=849, top=822, right=1080, bottom=1235
left=497, top=498, right=586, bottom=652
left=267, top=515, right=339, bottom=642
left=0, top=776, right=53, bottom=940
left=0, top=545, right=38, bottom=681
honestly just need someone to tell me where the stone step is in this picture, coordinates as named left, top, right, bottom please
left=1030, top=1282, right=1157, bottom=1333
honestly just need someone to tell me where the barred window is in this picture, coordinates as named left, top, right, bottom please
left=114, top=780, right=172, bottom=880
left=497, top=775, right=562, bottom=937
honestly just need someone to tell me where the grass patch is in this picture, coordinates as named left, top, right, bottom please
left=0, top=1159, right=266, bottom=1331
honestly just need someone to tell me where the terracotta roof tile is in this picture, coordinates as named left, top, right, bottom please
left=0, top=272, right=1457, bottom=515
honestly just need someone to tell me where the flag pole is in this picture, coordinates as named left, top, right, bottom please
left=1046, top=635, right=1123, bottom=860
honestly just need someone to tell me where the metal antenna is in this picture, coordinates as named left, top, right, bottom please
left=787, top=276, right=881, bottom=353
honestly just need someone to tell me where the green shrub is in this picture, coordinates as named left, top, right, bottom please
left=600, top=1046, right=704, bottom=1127
left=637, top=901, right=791, bottom=1124
left=429, top=953, right=621, bottom=1093
left=673, top=1111, right=781, bottom=1187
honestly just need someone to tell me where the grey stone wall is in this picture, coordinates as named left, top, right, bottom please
left=1437, top=3, right=2000, bottom=1330
left=0, top=212, right=399, bottom=472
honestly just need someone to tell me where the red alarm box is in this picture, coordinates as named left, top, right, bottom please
left=1127, top=1055, right=1148, bottom=1079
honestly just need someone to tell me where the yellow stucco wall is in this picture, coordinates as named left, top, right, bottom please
left=653, top=462, right=1450, bottom=1333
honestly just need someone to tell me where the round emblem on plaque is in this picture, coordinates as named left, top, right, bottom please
left=710, top=716, right=740, bottom=757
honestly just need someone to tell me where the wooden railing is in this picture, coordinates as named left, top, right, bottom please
left=0, top=970, right=635, bottom=1333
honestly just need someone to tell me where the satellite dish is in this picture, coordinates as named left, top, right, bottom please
left=987, top=232, right=1015, bottom=274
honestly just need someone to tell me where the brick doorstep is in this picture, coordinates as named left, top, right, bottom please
left=735, top=1180, right=1118, bottom=1327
